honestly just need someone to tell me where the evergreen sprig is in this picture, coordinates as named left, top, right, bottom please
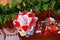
left=0, top=0, right=60, bottom=24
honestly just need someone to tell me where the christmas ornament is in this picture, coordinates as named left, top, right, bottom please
left=13, top=10, right=38, bottom=37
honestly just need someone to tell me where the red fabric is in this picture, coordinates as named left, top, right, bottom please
left=28, top=13, right=35, bottom=17
left=22, top=10, right=27, bottom=15
left=30, top=18, right=35, bottom=27
left=22, top=26, right=29, bottom=32
left=14, top=15, right=18, bottom=20
left=14, top=21, right=20, bottom=28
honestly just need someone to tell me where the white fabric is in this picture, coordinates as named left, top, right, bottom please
left=23, top=14, right=29, bottom=26
left=17, top=15, right=26, bottom=26
left=50, top=17, right=55, bottom=22
left=0, top=29, right=4, bottom=40
left=3, top=28, right=20, bottom=40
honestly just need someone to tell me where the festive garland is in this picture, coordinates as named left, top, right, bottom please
left=0, top=0, right=60, bottom=24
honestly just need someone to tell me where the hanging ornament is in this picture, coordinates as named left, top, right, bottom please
left=13, top=10, right=38, bottom=37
